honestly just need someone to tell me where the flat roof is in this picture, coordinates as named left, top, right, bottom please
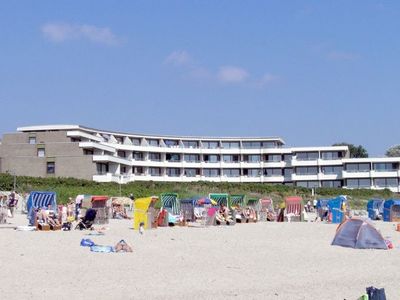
left=17, top=125, right=286, bottom=144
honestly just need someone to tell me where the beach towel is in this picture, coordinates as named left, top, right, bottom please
left=90, top=245, right=114, bottom=253
left=16, top=226, right=36, bottom=231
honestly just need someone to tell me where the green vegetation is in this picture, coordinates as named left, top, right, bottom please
left=385, top=144, right=400, bottom=157
left=0, top=173, right=395, bottom=209
left=332, top=142, right=369, bottom=158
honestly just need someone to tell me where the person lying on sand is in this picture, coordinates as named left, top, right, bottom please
left=114, top=240, right=133, bottom=252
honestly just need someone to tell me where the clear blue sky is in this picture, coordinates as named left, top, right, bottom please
left=0, top=1, right=398, bottom=156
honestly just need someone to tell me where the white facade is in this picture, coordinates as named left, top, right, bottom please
left=16, top=125, right=400, bottom=192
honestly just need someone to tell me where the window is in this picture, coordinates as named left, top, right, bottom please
left=321, top=166, right=343, bottom=174
left=147, top=139, right=159, bottom=147
left=243, top=169, right=261, bottom=177
left=296, top=152, right=319, bottom=161
left=131, top=138, right=141, bottom=146
left=37, top=148, right=45, bottom=157
left=83, top=149, right=94, bottom=155
left=149, top=167, right=161, bottom=176
left=166, top=153, right=181, bottom=162
left=115, top=136, right=123, bottom=144
left=321, top=152, right=342, bottom=160
left=96, top=163, right=109, bottom=175
left=184, top=154, right=200, bottom=162
left=346, top=178, right=371, bottom=188
left=374, top=178, right=398, bottom=187
left=264, top=168, right=282, bottom=177
left=346, top=163, right=370, bottom=172
left=133, top=152, right=144, bottom=161
left=373, top=163, right=398, bottom=172
left=164, top=139, right=180, bottom=148
left=265, top=154, right=281, bottom=162
left=46, top=162, right=55, bottom=174
left=262, top=141, right=277, bottom=148
left=321, top=180, right=342, bottom=188
left=117, top=151, right=126, bottom=158
left=203, top=154, right=219, bottom=163
left=295, top=167, right=318, bottom=175
left=202, top=141, right=219, bottom=149
left=222, top=155, right=239, bottom=163
left=166, top=168, right=180, bottom=177
left=283, top=154, right=292, bottom=162
left=29, top=137, right=36, bottom=144
left=184, top=168, right=200, bottom=177
left=134, top=167, right=144, bottom=175
left=149, top=153, right=161, bottom=161
left=296, top=181, right=319, bottom=188
left=244, top=155, right=261, bottom=163
left=242, top=141, right=261, bottom=149
left=284, top=168, right=293, bottom=177
left=223, top=169, right=240, bottom=177
left=221, top=141, right=240, bottom=149
left=182, top=141, right=198, bottom=148
left=121, top=166, right=127, bottom=174
left=203, top=169, right=220, bottom=177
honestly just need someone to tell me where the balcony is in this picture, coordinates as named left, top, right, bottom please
left=370, top=170, right=399, bottom=178
left=93, top=155, right=132, bottom=166
left=342, top=171, right=371, bottom=178
left=318, top=158, right=343, bottom=166
left=291, top=158, right=319, bottom=167
left=291, top=174, right=319, bottom=181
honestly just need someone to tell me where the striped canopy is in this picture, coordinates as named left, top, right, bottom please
left=209, top=193, right=229, bottom=207
left=230, top=194, right=246, bottom=207
left=161, top=193, right=180, bottom=215
left=27, top=191, right=57, bottom=213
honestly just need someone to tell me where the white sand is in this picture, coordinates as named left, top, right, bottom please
left=1, top=213, right=399, bottom=300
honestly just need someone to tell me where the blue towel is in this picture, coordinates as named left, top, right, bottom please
left=90, top=245, right=114, bottom=253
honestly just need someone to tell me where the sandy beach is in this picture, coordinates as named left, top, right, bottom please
left=1, top=213, right=399, bottom=300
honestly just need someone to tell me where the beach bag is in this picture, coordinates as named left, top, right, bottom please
left=90, top=245, right=114, bottom=253
left=366, top=286, right=386, bottom=300
left=80, top=238, right=95, bottom=247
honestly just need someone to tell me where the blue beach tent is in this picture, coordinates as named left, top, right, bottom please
left=27, top=191, right=57, bottom=225
left=367, top=199, right=385, bottom=220
left=383, top=199, right=400, bottom=222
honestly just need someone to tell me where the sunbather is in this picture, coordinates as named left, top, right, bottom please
left=36, top=208, right=49, bottom=224
left=114, top=240, right=133, bottom=252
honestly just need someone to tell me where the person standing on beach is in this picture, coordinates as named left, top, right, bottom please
left=75, top=195, right=84, bottom=220
left=7, top=191, right=17, bottom=218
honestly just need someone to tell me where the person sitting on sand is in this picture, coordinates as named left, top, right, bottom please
left=47, top=211, right=61, bottom=227
left=219, top=204, right=229, bottom=219
left=36, top=208, right=49, bottom=224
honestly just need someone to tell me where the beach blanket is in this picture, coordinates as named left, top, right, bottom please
left=90, top=245, right=114, bottom=253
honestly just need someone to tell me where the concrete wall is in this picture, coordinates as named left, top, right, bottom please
left=0, top=131, right=96, bottom=180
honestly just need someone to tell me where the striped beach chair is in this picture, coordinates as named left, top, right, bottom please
left=27, top=191, right=57, bottom=225
left=209, top=193, right=229, bottom=207
left=284, top=196, right=303, bottom=222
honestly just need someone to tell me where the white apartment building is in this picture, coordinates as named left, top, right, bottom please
left=0, top=125, right=399, bottom=193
